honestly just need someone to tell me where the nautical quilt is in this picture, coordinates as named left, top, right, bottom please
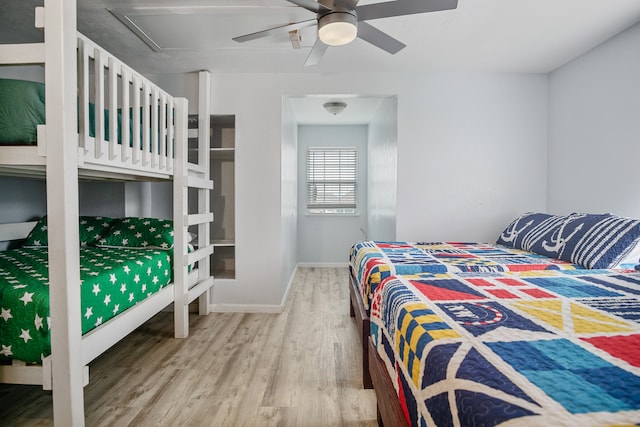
left=0, top=247, right=172, bottom=363
left=350, top=241, right=581, bottom=310
left=369, top=268, right=640, bottom=426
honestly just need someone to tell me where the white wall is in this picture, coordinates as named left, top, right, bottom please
left=0, top=177, right=46, bottom=224
left=0, top=178, right=125, bottom=250
left=207, top=71, right=548, bottom=308
left=0, top=178, right=124, bottom=221
left=146, top=72, right=199, bottom=115
left=297, top=125, right=368, bottom=263
left=280, top=99, right=298, bottom=299
left=78, top=182, right=126, bottom=218
left=124, top=182, right=172, bottom=219
left=367, top=97, right=398, bottom=241
left=394, top=73, right=549, bottom=243
left=0, top=65, right=44, bottom=82
left=548, top=22, right=640, bottom=217
left=209, top=76, right=285, bottom=307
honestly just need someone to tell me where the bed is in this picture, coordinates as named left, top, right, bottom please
left=0, top=216, right=178, bottom=364
left=369, top=267, right=640, bottom=426
left=349, top=240, right=582, bottom=388
left=350, top=240, right=582, bottom=313
left=0, top=2, right=214, bottom=425
left=350, top=212, right=640, bottom=389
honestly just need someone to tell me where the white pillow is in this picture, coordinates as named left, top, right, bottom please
left=613, top=239, right=640, bottom=268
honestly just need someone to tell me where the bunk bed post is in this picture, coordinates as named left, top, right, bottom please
left=198, top=70, right=211, bottom=315
left=43, top=0, right=85, bottom=425
left=173, top=97, right=190, bottom=338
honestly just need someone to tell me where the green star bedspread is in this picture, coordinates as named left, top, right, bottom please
left=0, top=247, right=172, bottom=363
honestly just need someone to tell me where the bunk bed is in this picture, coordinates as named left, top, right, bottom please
left=350, top=212, right=640, bottom=389
left=0, top=2, right=214, bottom=425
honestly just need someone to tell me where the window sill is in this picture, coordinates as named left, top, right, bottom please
left=305, top=212, right=360, bottom=217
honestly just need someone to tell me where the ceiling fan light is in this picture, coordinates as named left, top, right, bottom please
left=318, top=12, right=357, bottom=46
left=323, top=101, right=347, bottom=115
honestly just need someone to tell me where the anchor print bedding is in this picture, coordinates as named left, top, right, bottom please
left=497, top=212, right=640, bottom=270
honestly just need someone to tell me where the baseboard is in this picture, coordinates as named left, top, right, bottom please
left=297, top=262, right=349, bottom=268
left=207, top=263, right=348, bottom=313
left=208, top=264, right=299, bottom=314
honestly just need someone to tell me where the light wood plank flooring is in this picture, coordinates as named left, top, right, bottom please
left=0, top=267, right=377, bottom=426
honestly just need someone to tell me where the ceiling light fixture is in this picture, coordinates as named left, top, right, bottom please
left=323, top=101, right=347, bottom=115
left=317, top=11, right=357, bottom=46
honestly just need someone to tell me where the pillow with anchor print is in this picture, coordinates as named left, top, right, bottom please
left=528, top=213, right=640, bottom=269
left=496, top=212, right=565, bottom=251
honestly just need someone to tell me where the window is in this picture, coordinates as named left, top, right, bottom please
left=306, top=147, right=358, bottom=214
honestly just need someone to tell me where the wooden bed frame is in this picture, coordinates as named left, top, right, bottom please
left=349, top=271, right=373, bottom=388
left=0, top=2, right=214, bottom=425
left=368, top=337, right=409, bottom=427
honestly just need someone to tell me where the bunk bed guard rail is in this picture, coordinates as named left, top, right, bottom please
left=76, top=33, right=175, bottom=178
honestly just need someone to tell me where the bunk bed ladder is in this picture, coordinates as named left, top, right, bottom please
left=173, top=71, right=215, bottom=338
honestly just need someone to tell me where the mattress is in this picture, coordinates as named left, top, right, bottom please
left=350, top=241, right=581, bottom=310
left=0, top=247, right=172, bottom=363
left=370, top=268, right=640, bottom=426
left=0, top=78, right=143, bottom=146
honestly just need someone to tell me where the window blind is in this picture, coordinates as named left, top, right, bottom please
left=306, top=147, right=357, bottom=213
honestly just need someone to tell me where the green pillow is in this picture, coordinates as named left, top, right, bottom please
left=97, top=217, right=174, bottom=250
left=23, top=216, right=116, bottom=247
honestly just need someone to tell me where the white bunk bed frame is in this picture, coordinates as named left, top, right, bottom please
left=0, top=1, right=214, bottom=425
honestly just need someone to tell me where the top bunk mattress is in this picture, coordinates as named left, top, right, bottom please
left=0, top=79, right=45, bottom=145
left=0, top=78, right=157, bottom=147
left=0, top=246, right=172, bottom=363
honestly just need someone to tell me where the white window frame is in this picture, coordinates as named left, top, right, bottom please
left=306, top=146, right=358, bottom=215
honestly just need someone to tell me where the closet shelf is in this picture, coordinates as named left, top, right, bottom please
left=211, top=239, right=235, bottom=247
left=209, top=148, right=234, bottom=160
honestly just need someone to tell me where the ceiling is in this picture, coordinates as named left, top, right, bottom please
left=2, top=0, right=640, bottom=124
left=2, top=0, right=640, bottom=75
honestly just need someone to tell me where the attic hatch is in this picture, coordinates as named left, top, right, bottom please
left=107, top=6, right=317, bottom=51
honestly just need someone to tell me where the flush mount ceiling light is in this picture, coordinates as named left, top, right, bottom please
left=318, top=11, right=357, bottom=46
left=323, top=101, right=347, bottom=115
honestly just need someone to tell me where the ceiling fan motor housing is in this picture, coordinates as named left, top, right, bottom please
left=317, top=8, right=358, bottom=46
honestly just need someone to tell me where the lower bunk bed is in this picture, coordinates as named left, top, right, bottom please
left=0, top=216, right=191, bottom=389
left=368, top=268, right=640, bottom=426
left=350, top=212, right=640, bottom=389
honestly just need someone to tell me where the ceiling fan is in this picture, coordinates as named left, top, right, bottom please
left=233, top=0, right=458, bottom=66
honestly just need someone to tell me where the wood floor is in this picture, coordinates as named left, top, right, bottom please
left=0, top=267, right=377, bottom=426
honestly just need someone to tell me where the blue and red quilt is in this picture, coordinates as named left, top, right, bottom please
left=350, top=241, right=581, bottom=310
left=370, top=268, right=640, bottom=426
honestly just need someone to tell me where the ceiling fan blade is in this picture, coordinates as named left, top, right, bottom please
left=332, top=0, right=360, bottom=9
left=287, top=0, right=331, bottom=13
left=233, top=19, right=317, bottom=43
left=356, top=0, right=458, bottom=21
left=356, top=21, right=405, bottom=54
left=304, top=39, right=329, bottom=66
